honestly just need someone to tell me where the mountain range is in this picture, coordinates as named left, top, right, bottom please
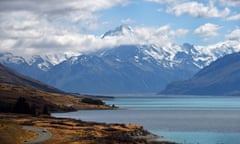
left=160, top=53, right=240, bottom=96
left=1, top=25, right=240, bottom=94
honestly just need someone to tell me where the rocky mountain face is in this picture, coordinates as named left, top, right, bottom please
left=44, top=45, right=200, bottom=94
left=1, top=25, right=239, bottom=94
left=160, top=53, right=240, bottom=96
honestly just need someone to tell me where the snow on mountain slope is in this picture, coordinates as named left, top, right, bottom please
left=0, top=53, right=25, bottom=64
left=0, top=52, right=80, bottom=71
left=1, top=25, right=238, bottom=71
left=44, top=45, right=200, bottom=94
left=194, top=42, right=239, bottom=68
left=0, top=25, right=240, bottom=94
left=160, top=53, right=240, bottom=96
left=101, top=25, right=134, bottom=38
left=101, top=25, right=240, bottom=69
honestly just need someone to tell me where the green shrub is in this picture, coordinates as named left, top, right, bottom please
left=81, top=98, right=105, bottom=105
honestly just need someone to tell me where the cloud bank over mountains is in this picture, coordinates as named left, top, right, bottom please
left=0, top=0, right=239, bottom=56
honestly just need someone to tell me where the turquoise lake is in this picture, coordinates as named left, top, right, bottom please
left=52, top=97, right=240, bottom=144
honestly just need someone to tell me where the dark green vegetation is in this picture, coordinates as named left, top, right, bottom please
left=12, top=97, right=49, bottom=115
left=160, top=53, right=240, bottom=96
left=81, top=97, right=105, bottom=105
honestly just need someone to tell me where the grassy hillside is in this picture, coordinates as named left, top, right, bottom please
left=0, top=63, right=62, bottom=93
left=0, top=120, right=37, bottom=144
left=0, top=83, right=110, bottom=113
left=0, top=113, right=176, bottom=144
left=0, top=63, right=111, bottom=113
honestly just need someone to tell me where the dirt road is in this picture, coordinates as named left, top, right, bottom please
left=22, top=126, right=52, bottom=144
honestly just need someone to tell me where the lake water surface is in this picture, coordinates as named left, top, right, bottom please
left=52, top=97, right=240, bottom=144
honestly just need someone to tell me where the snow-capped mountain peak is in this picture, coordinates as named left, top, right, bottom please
left=26, top=52, right=80, bottom=65
left=101, top=24, right=134, bottom=38
left=0, top=52, right=81, bottom=72
left=0, top=52, right=25, bottom=64
left=1, top=25, right=240, bottom=94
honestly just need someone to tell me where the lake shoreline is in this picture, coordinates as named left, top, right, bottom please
left=53, top=97, right=240, bottom=144
left=108, top=95, right=240, bottom=98
left=0, top=113, right=175, bottom=144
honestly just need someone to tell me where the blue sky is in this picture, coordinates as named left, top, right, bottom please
left=97, top=0, right=239, bottom=45
left=0, top=0, right=239, bottom=55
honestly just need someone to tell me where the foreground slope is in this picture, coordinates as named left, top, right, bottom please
left=0, top=64, right=109, bottom=113
left=0, top=63, right=62, bottom=93
left=160, top=53, right=240, bottom=96
left=0, top=113, right=175, bottom=144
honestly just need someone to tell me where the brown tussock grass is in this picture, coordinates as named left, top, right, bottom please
left=0, top=113, right=177, bottom=144
left=0, top=120, right=37, bottom=144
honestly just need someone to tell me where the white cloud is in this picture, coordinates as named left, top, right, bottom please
left=172, top=29, right=189, bottom=38
left=226, top=29, right=240, bottom=41
left=0, top=0, right=189, bottom=56
left=101, top=25, right=189, bottom=49
left=146, top=0, right=182, bottom=4
left=121, top=18, right=134, bottom=25
left=0, top=0, right=238, bottom=58
left=167, top=1, right=230, bottom=18
left=0, top=0, right=129, bottom=13
left=147, top=0, right=231, bottom=18
left=219, top=0, right=240, bottom=7
left=227, top=13, right=240, bottom=21
left=0, top=0, right=132, bottom=56
left=0, top=13, right=189, bottom=56
left=0, top=0, right=130, bottom=31
left=194, top=23, right=221, bottom=41
left=133, top=25, right=174, bottom=46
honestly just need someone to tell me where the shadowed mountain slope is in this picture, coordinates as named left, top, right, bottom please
left=0, top=63, right=62, bottom=93
left=160, top=53, right=240, bottom=96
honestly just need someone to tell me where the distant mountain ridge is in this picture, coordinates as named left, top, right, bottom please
left=1, top=25, right=240, bottom=94
left=45, top=45, right=200, bottom=94
left=160, top=53, right=240, bottom=96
